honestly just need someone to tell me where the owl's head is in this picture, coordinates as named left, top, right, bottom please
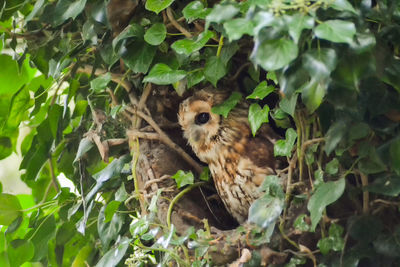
left=178, top=89, right=228, bottom=154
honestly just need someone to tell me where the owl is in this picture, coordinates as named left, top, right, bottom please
left=178, top=88, right=280, bottom=223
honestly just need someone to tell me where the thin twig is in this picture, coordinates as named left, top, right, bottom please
left=166, top=7, right=192, bottom=38
left=135, top=83, right=153, bottom=128
left=359, top=172, right=369, bottom=214
left=126, top=107, right=203, bottom=174
left=127, top=129, right=160, bottom=141
left=228, top=62, right=252, bottom=81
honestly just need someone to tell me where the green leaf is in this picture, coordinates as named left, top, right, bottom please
left=95, top=236, right=131, bottom=267
left=145, top=0, right=174, bottom=14
left=324, top=120, right=347, bottom=156
left=144, top=23, right=166, bottom=45
left=104, top=200, right=121, bottom=223
left=248, top=103, right=269, bottom=136
left=314, top=20, right=356, bottom=44
left=294, top=214, right=310, bottom=231
left=143, top=63, right=186, bottom=85
left=74, top=137, right=94, bottom=162
left=7, top=86, right=32, bottom=130
left=307, top=178, right=345, bottom=231
left=248, top=195, right=283, bottom=228
left=390, top=138, right=400, bottom=175
left=302, top=48, right=337, bottom=80
left=206, top=4, right=239, bottom=26
left=112, top=24, right=144, bottom=52
left=246, top=81, right=275, bottom=100
left=199, top=167, right=210, bottom=182
left=51, top=0, right=87, bottom=26
left=171, top=170, right=194, bottom=188
left=123, top=40, right=157, bottom=73
left=252, top=38, right=298, bottom=71
left=279, top=93, right=298, bottom=117
left=223, top=18, right=254, bottom=41
left=28, top=215, right=56, bottom=261
left=0, top=194, right=21, bottom=226
left=330, top=0, right=357, bottom=14
left=90, top=72, right=111, bottom=92
left=171, top=31, right=214, bottom=55
left=183, top=1, right=210, bottom=21
left=274, top=128, right=297, bottom=157
left=204, top=56, right=227, bottom=86
left=301, top=79, right=326, bottom=113
left=325, top=158, right=339, bottom=175
left=284, top=14, right=314, bottom=43
left=365, top=175, right=400, bottom=197
left=98, top=204, right=125, bottom=250
left=317, top=224, right=345, bottom=255
left=8, top=239, right=34, bottom=266
left=211, top=92, right=242, bottom=118
left=130, top=217, right=150, bottom=237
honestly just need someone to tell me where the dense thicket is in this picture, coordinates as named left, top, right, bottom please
left=0, top=0, right=400, bottom=266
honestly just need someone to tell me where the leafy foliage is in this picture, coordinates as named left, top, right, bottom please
left=0, top=0, right=400, bottom=266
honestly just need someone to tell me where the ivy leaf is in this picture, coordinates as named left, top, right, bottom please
left=279, top=93, right=298, bottom=117
left=144, top=23, right=166, bottom=45
left=324, top=120, right=347, bottom=155
left=171, top=170, right=194, bottom=188
left=90, top=72, right=111, bottom=92
left=284, top=14, right=314, bottom=44
left=331, top=0, right=357, bottom=14
left=314, top=20, right=356, bottom=44
left=274, top=128, right=297, bottom=157
left=95, top=236, right=131, bottom=267
left=171, top=31, right=214, bottom=55
left=51, top=0, right=87, bottom=26
left=199, top=167, right=210, bottom=182
left=143, top=63, right=186, bottom=85
left=205, top=4, right=239, bottom=27
left=123, top=40, right=157, bottom=73
left=223, top=18, right=254, bottom=41
left=183, top=1, right=210, bottom=22
left=294, top=214, right=310, bottom=232
left=390, top=138, right=400, bottom=175
left=325, top=158, right=339, bottom=175
left=0, top=194, right=22, bottom=226
left=204, top=56, right=227, bottom=86
left=365, top=174, right=400, bottom=197
left=302, top=48, right=338, bottom=80
left=246, top=81, right=275, bottom=100
left=104, top=200, right=121, bottom=223
left=248, top=103, right=269, bottom=136
left=252, top=38, right=298, bottom=71
left=317, top=224, right=345, bottom=255
left=211, top=92, right=242, bottom=118
left=248, top=195, right=284, bottom=228
left=145, top=0, right=174, bottom=14
left=308, top=178, right=345, bottom=231
left=301, top=79, right=326, bottom=113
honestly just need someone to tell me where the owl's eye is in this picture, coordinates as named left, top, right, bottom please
left=195, top=112, right=210, bottom=125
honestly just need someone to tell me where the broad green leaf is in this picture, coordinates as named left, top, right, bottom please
left=187, top=70, right=205, bottom=88
left=0, top=194, right=21, bottom=226
left=266, top=71, right=278, bottom=84
left=71, top=245, right=93, bottom=267
left=171, top=170, right=194, bottom=188
left=279, top=93, right=298, bottom=117
left=284, top=14, right=314, bottom=43
left=130, top=217, right=150, bottom=237
left=90, top=72, right=111, bottom=92
left=301, top=79, right=326, bottom=113
left=74, top=137, right=94, bottom=163
left=51, top=0, right=87, bottom=26
left=248, top=195, right=283, bottom=228
left=326, top=158, right=339, bottom=175
left=252, top=38, right=298, bottom=71
left=144, top=23, right=166, bottom=45
left=0, top=137, right=12, bottom=160
left=143, top=63, right=186, bottom=85
left=308, top=178, right=345, bottom=231
left=211, top=92, right=242, bottom=118
left=331, top=0, right=357, bottom=14
left=246, top=81, right=275, bottom=100
left=7, top=86, right=32, bottom=130
left=95, top=236, right=131, bottom=267
left=112, top=24, right=144, bottom=52
left=302, top=48, right=337, bottom=80
left=348, top=216, right=383, bottom=243
left=390, top=138, right=400, bottom=175
left=274, top=128, right=297, bottom=157
left=171, top=31, right=214, bottom=55
left=204, top=56, right=227, bottom=86
left=104, top=200, right=121, bottom=223
left=317, top=224, right=345, bottom=255
left=98, top=204, right=125, bottom=250
left=365, top=175, right=400, bottom=197
left=324, top=120, right=347, bottom=155
left=48, top=104, right=63, bottom=139
left=123, top=40, right=157, bottom=73
left=183, top=1, right=210, bottom=21
left=206, top=4, right=239, bottom=27
left=294, top=214, right=310, bottom=231
left=25, top=0, right=45, bottom=23
left=145, top=0, right=174, bottom=14
left=248, top=103, right=269, bottom=136
left=0, top=54, right=36, bottom=95
left=28, top=215, right=56, bottom=261
left=223, top=18, right=254, bottom=41
left=8, top=239, right=34, bottom=266
left=314, top=20, right=356, bottom=44
left=199, top=167, right=210, bottom=182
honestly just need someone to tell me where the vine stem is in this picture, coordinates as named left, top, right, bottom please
left=167, top=182, right=207, bottom=229
left=216, top=35, right=224, bottom=57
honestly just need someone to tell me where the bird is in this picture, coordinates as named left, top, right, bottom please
left=178, top=88, right=281, bottom=223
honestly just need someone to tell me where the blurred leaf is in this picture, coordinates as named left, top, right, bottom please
left=171, top=170, right=194, bottom=188
left=223, top=18, right=254, bottom=41
left=199, top=167, right=210, bottom=182
left=246, top=81, right=275, bottom=100
left=390, top=138, right=400, bottom=175
left=90, top=72, right=111, bottom=92
left=144, top=23, right=166, bottom=45
left=50, top=0, right=87, bottom=26
left=130, top=217, right=149, bottom=237
left=28, top=215, right=56, bottom=261
left=206, top=4, right=239, bottom=26
left=252, top=38, right=298, bottom=71
left=155, top=224, right=175, bottom=248
left=294, top=214, right=310, bottom=231
left=0, top=194, right=21, bottom=226
left=7, top=86, right=32, bottom=130
left=183, top=1, right=210, bottom=22
left=274, top=128, right=297, bottom=157
left=204, top=56, right=227, bottom=86
left=324, top=120, right=347, bottom=155
left=248, top=103, right=269, bottom=136
left=301, top=79, right=326, bottom=113
left=314, top=20, right=356, bottom=44
left=74, top=137, right=94, bottom=163
left=71, top=244, right=93, bottom=267
left=308, top=178, right=345, bottom=231
left=8, top=239, right=34, bottom=266
left=325, top=158, right=339, bottom=175
left=249, top=195, right=283, bottom=228
left=284, top=14, right=314, bottom=43
left=348, top=215, right=383, bottom=243
left=148, top=189, right=162, bottom=213
left=143, top=63, right=186, bottom=85
left=95, top=236, right=131, bottom=267
left=98, top=203, right=125, bottom=250
left=365, top=175, right=400, bottom=197
left=112, top=24, right=144, bottom=52
left=302, top=48, right=337, bottom=80
left=331, top=0, right=357, bottom=13
left=171, top=31, right=214, bottom=55
left=211, top=92, right=242, bottom=118
left=145, top=0, right=174, bottom=14
left=279, top=93, right=298, bottom=117
left=104, top=200, right=121, bottom=223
